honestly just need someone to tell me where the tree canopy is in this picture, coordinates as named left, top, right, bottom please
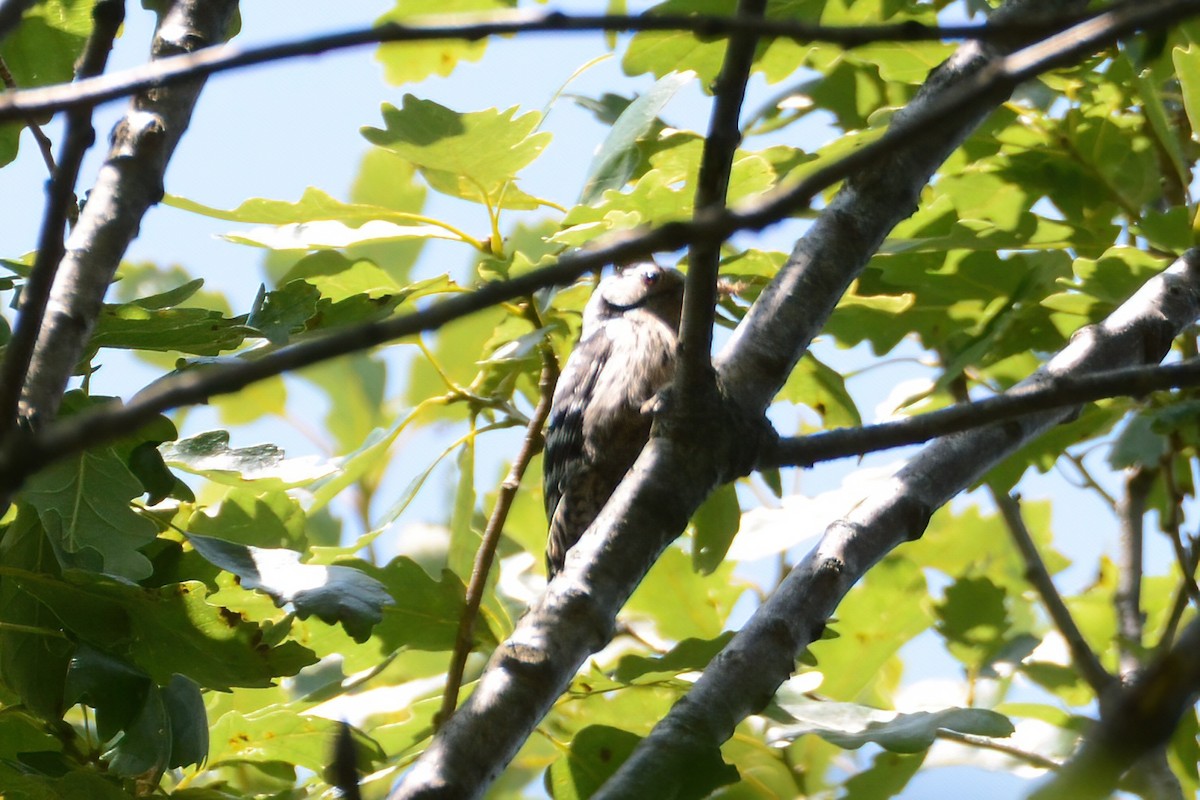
left=1, top=1, right=1200, bottom=798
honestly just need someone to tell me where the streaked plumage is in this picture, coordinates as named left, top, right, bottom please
left=543, top=262, right=685, bottom=577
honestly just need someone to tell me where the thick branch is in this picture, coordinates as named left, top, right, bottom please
left=17, top=0, right=239, bottom=434
left=0, top=0, right=124, bottom=439
left=0, top=10, right=1106, bottom=124
left=597, top=250, right=1200, bottom=797
left=676, top=0, right=765, bottom=398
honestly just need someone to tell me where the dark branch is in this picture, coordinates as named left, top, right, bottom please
left=766, top=356, right=1200, bottom=467
left=676, top=0, right=765, bottom=401
left=0, top=9, right=1104, bottom=124
left=992, top=489, right=1115, bottom=698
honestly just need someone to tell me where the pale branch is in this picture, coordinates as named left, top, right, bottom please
left=765, top=355, right=1200, bottom=468
left=934, top=729, right=1062, bottom=772
left=438, top=347, right=558, bottom=726
left=389, top=1, right=1105, bottom=795
left=1115, top=466, right=1155, bottom=679
left=713, top=0, right=1200, bottom=416
left=0, top=9, right=1104, bottom=124
left=0, top=0, right=124, bottom=440
left=991, top=488, right=1115, bottom=698
left=676, top=0, right=765, bottom=400
left=1028, top=616, right=1200, bottom=800
left=595, top=251, right=1200, bottom=798
left=8, top=0, right=237, bottom=470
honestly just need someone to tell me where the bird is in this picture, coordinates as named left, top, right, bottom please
left=543, top=261, right=685, bottom=578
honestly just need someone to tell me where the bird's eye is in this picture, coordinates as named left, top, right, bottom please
left=642, top=270, right=660, bottom=286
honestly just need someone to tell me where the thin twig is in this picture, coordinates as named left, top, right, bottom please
left=0, top=9, right=1104, bottom=124
left=935, top=729, right=1062, bottom=772
left=1161, top=448, right=1200, bottom=606
left=437, top=342, right=559, bottom=727
left=766, top=356, right=1200, bottom=468
left=1114, top=466, right=1155, bottom=678
left=676, top=0, right=765, bottom=399
left=0, top=0, right=123, bottom=440
left=1058, top=451, right=1119, bottom=509
left=1155, top=535, right=1200, bottom=654
left=0, top=55, right=56, bottom=174
left=990, top=489, right=1116, bottom=699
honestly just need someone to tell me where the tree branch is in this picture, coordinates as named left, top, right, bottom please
left=0, top=9, right=1107, bottom=124
left=6, top=0, right=1184, bottom=501
left=0, top=56, right=56, bottom=175
left=765, top=354, right=1200, bottom=467
left=17, top=0, right=239, bottom=431
left=676, top=0, right=765, bottom=400
left=596, top=249, right=1200, bottom=797
left=991, top=488, right=1115, bottom=698
left=1028, top=616, right=1200, bottom=799
left=1115, top=466, right=1155, bottom=678
left=712, top=0, right=1200, bottom=416
left=438, top=344, right=558, bottom=726
left=390, top=1, right=1147, bottom=795
left=0, top=0, right=124, bottom=440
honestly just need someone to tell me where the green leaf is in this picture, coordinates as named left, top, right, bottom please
left=579, top=71, right=694, bottom=204
left=808, top=556, right=930, bottom=702
left=843, top=751, right=926, bottom=800
left=934, top=575, right=1011, bottom=672
left=627, top=547, right=744, bottom=641
left=246, top=279, right=318, bottom=344
left=185, top=533, right=394, bottom=643
left=612, top=632, right=735, bottom=683
left=548, top=725, right=737, bottom=800
left=64, top=645, right=151, bottom=742
left=24, top=448, right=159, bottom=581
left=209, top=709, right=383, bottom=772
left=184, top=488, right=307, bottom=550
left=0, top=510, right=74, bottom=719
left=89, top=303, right=252, bottom=357
left=160, top=431, right=336, bottom=490
left=690, top=483, right=741, bottom=575
left=369, top=557, right=486, bottom=652
left=778, top=352, right=862, bottom=427
left=362, top=96, right=552, bottom=209
left=104, top=685, right=170, bottom=778
left=768, top=697, right=1014, bottom=753
left=375, top=0, right=517, bottom=84
left=447, top=440, right=478, bottom=580
left=162, top=675, right=208, bottom=768
left=20, top=572, right=316, bottom=690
